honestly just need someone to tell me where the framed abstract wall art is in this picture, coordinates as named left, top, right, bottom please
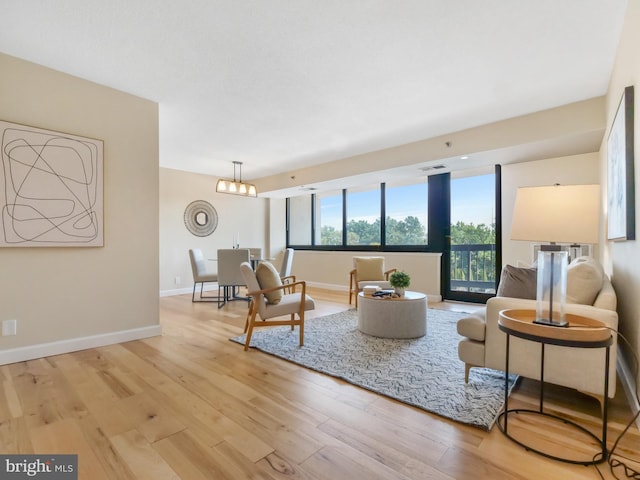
left=0, top=120, right=103, bottom=247
left=607, top=86, right=635, bottom=241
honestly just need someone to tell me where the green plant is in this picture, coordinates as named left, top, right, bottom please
left=389, top=270, right=410, bottom=288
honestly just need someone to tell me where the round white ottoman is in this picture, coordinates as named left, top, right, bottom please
left=357, top=291, right=427, bottom=338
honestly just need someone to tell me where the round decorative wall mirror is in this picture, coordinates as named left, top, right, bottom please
left=184, top=200, right=218, bottom=237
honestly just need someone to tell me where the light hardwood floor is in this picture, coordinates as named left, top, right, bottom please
left=0, top=287, right=638, bottom=479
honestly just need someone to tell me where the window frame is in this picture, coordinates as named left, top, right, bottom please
left=286, top=173, right=449, bottom=253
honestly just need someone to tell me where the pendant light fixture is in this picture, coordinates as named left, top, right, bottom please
left=215, top=161, right=257, bottom=197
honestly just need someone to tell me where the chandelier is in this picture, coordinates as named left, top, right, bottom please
left=215, top=161, right=257, bottom=197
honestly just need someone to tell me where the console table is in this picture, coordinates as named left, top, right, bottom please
left=497, top=308, right=612, bottom=465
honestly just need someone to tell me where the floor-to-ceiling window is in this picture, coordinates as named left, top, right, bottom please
left=445, top=167, right=500, bottom=302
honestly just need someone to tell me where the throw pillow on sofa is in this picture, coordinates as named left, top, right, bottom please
left=496, top=264, right=537, bottom=299
left=566, top=256, right=604, bottom=305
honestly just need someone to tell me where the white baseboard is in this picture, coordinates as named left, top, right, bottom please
left=306, top=281, right=348, bottom=292
left=160, top=285, right=219, bottom=297
left=161, top=282, right=345, bottom=297
left=161, top=287, right=193, bottom=297
left=161, top=282, right=444, bottom=304
left=618, top=351, right=640, bottom=431
left=0, top=325, right=162, bottom=366
left=306, top=282, right=443, bottom=303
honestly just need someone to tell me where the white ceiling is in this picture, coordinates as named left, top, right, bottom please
left=0, top=1, right=628, bottom=189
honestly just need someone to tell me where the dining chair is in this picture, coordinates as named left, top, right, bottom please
left=249, top=247, right=263, bottom=269
left=279, top=248, right=294, bottom=277
left=217, top=248, right=251, bottom=308
left=188, top=248, right=219, bottom=302
left=349, top=256, right=396, bottom=307
left=239, top=261, right=315, bottom=351
left=279, top=248, right=295, bottom=293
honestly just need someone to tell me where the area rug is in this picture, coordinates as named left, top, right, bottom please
left=230, top=308, right=518, bottom=431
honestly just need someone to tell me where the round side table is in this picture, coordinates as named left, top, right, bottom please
left=497, top=308, right=612, bottom=465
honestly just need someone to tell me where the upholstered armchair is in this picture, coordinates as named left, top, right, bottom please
left=349, top=256, right=396, bottom=307
left=239, top=261, right=315, bottom=351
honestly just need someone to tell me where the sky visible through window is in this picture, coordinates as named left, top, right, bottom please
left=321, top=174, right=495, bottom=228
left=451, top=174, right=495, bottom=226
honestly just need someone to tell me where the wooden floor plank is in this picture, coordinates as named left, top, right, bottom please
left=301, top=445, right=414, bottom=480
left=110, top=429, right=181, bottom=480
left=153, top=430, right=231, bottom=480
left=29, top=418, right=112, bottom=480
left=115, top=392, right=187, bottom=443
left=318, top=418, right=449, bottom=475
left=0, top=417, right=33, bottom=454
left=74, top=415, right=139, bottom=480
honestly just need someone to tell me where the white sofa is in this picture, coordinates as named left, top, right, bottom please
left=457, top=257, right=618, bottom=400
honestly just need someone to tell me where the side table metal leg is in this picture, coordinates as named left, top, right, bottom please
left=602, top=345, right=610, bottom=460
left=539, top=343, right=545, bottom=412
left=504, top=333, right=510, bottom=432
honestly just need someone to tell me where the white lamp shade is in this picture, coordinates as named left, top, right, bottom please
left=511, top=184, right=600, bottom=244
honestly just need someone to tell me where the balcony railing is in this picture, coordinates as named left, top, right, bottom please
left=450, top=243, right=496, bottom=293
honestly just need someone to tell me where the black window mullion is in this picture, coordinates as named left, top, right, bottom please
left=310, top=194, right=316, bottom=246
left=285, top=197, right=290, bottom=247
left=341, top=189, right=347, bottom=246
left=381, top=183, right=386, bottom=248
left=494, top=164, right=502, bottom=288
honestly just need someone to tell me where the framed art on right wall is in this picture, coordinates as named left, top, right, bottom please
left=607, top=85, right=635, bottom=241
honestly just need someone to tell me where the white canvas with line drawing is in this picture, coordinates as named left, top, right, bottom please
left=0, top=121, right=103, bottom=247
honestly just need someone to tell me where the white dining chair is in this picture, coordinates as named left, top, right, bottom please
left=217, top=248, right=251, bottom=308
left=189, top=249, right=219, bottom=302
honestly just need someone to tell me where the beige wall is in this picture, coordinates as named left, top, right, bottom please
left=159, top=168, right=269, bottom=295
left=501, top=152, right=601, bottom=266
left=0, top=53, right=159, bottom=363
left=268, top=197, right=287, bottom=261
left=603, top=0, right=640, bottom=406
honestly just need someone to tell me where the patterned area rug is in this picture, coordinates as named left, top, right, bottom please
left=230, top=308, right=518, bottom=431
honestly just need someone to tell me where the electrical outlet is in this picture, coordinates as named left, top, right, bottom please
left=2, top=319, right=17, bottom=336
left=175, top=276, right=181, bottom=285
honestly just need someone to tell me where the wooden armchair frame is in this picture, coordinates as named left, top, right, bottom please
left=242, top=276, right=311, bottom=351
left=349, top=266, right=396, bottom=307
left=280, top=274, right=296, bottom=294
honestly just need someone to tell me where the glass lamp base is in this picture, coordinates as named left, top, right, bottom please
left=535, top=250, right=569, bottom=329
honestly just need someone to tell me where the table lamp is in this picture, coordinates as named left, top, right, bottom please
left=510, top=184, right=600, bottom=326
